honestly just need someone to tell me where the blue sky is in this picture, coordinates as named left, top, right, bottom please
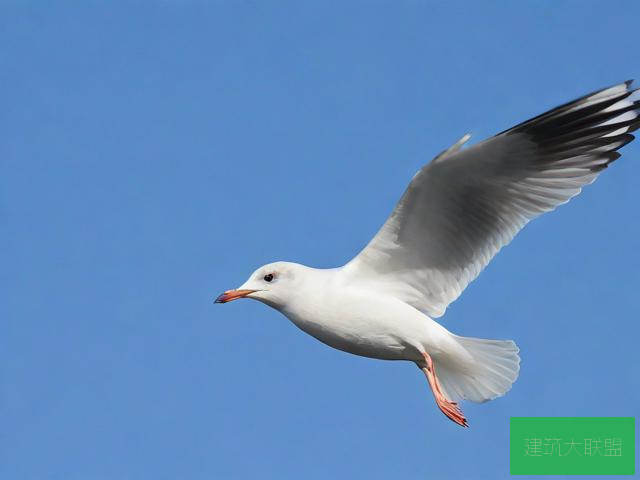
left=2, top=2, right=639, bottom=479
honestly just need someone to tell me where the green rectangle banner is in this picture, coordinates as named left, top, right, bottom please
left=510, top=417, right=635, bottom=475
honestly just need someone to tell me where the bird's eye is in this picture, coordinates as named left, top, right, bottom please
left=263, top=274, right=274, bottom=282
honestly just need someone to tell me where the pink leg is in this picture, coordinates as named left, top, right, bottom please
left=420, top=352, right=468, bottom=428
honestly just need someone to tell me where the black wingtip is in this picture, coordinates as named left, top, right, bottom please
left=628, top=118, right=640, bottom=134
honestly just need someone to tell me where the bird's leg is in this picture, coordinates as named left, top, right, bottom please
left=419, top=352, right=468, bottom=428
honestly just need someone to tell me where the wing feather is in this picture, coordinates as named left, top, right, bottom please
left=342, top=81, right=639, bottom=318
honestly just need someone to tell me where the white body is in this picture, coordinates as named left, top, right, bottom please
left=242, top=262, right=520, bottom=404
left=279, top=267, right=461, bottom=362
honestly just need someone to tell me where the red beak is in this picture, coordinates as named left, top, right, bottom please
left=215, top=289, right=256, bottom=303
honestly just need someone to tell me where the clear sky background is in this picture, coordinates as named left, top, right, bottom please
left=2, top=2, right=639, bottom=479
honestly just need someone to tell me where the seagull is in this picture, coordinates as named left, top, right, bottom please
left=216, top=81, right=639, bottom=427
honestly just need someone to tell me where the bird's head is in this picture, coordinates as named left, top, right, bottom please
left=215, top=261, right=305, bottom=310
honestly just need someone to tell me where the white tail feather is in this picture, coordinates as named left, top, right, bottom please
left=436, top=336, right=520, bottom=403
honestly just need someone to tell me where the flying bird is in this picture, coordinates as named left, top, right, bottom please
left=216, top=81, right=639, bottom=427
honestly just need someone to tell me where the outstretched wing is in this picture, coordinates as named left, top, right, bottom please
left=342, top=81, right=639, bottom=318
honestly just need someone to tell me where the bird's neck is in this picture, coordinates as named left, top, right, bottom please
left=279, top=265, right=343, bottom=318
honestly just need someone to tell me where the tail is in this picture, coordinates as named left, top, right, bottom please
left=435, top=335, right=521, bottom=404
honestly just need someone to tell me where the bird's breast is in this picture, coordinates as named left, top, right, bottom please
left=279, top=290, right=428, bottom=361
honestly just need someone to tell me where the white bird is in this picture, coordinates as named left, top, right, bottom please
left=216, top=81, right=639, bottom=427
